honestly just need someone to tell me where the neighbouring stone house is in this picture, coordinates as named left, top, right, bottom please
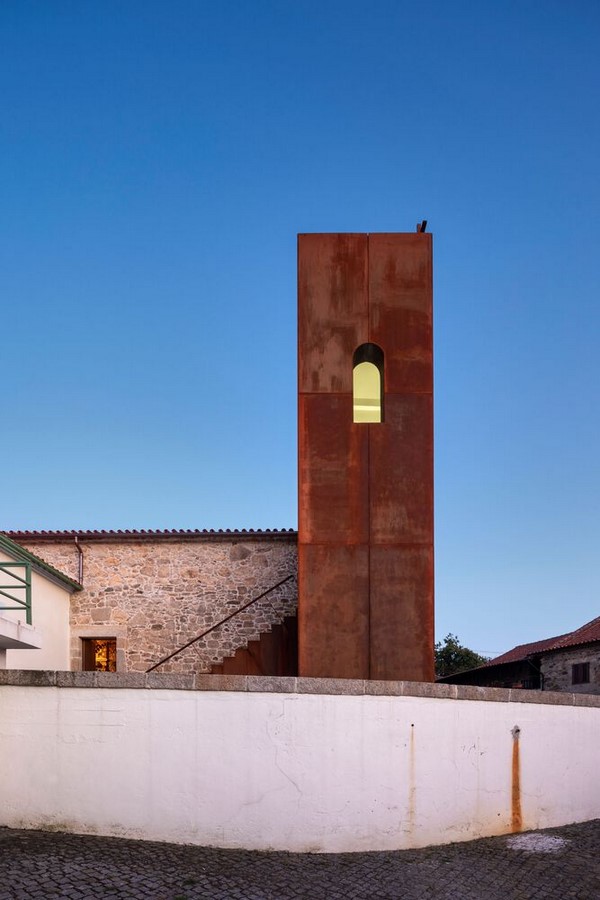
left=4, top=529, right=298, bottom=674
left=440, top=615, right=600, bottom=695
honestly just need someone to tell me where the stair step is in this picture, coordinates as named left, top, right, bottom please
left=222, top=648, right=262, bottom=675
left=210, top=613, right=298, bottom=677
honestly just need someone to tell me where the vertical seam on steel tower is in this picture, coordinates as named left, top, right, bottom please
left=366, top=233, right=371, bottom=680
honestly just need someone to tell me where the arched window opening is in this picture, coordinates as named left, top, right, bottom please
left=353, top=343, right=384, bottom=423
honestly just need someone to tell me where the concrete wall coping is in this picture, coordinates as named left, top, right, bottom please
left=1, top=670, right=600, bottom=707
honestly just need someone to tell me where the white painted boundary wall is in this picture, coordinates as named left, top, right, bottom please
left=1, top=673, right=600, bottom=852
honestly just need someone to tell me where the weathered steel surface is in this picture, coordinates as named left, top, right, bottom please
left=368, top=394, right=433, bottom=545
left=369, top=545, right=435, bottom=681
left=298, top=394, right=369, bottom=545
left=298, top=544, right=369, bottom=679
left=298, top=232, right=433, bottom=682
left=298, top=233, right=368, bottom=394
left=369, top=233, right=433, bottom=394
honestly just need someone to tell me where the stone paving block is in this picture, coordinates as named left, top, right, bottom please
left=455, top=684, right=511, bottom=703
left=0, top=669, right=57, bottom=687
left=194, top=674, right=248, bottom=692
left=401, top=680, right=457, bottom=699
left=572, top=691, right=600, bottom=707
left=511, top=688, right=574, bottom=706
left=145, top=672, right=196, bottom=690
left=1, top=819, right=598, bottom=899
left=55, top=671, right=96, bottom=688
left=108, top=672, right=148, bottom=689
left=296, top=677, right=365, bottom=695
left=363, top=679, right=405, bottom=696
left=91, top=671, right=148, bottom=689
left=246, top=675, right=297, bottom=693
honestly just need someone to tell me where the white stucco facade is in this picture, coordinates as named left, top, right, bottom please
left=1, top=677, right=599, bottom=852
left=0, top=548, right=74, bottom=670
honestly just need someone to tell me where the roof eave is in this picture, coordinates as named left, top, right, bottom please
left=6, top=528, right=298, bottom=543
left=0, top=534, right=82, bottom=593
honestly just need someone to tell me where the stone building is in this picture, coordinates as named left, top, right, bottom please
left=440, top=615, right=600, bottom=695
left=5, top=529, right=297, bottom=674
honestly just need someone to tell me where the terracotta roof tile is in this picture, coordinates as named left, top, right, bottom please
left=483, top=615, right=600, bottom=668
left=5, top=528, right=298, bottom=542
left=480, top=633, right=569, bottom=667
left=551, top=615, right=600, bottom=651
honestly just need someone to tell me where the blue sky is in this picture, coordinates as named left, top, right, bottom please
left=2, top=1, right=599, bottom=656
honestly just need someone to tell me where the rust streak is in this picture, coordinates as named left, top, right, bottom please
left=511, top=726, right=522, bottom=833
left=406, top=724, right=416, bottom=837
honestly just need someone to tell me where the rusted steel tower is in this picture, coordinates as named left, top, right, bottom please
left=298, top=231, right=434, bottom=681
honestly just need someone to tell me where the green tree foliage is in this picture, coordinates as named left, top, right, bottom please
left=434, top=633, right=490, bottom=677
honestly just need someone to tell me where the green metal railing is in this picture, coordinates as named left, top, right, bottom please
left=146, top=574, right=294, bottom=673
left=0, top=561, right=32, bottom=625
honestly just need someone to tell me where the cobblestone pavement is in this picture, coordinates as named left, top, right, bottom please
left=1, top=820, right=599, bottom=900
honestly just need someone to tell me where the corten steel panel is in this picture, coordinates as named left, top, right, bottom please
left=298, top=543, right=369, bottom=679
left=298, top=394, right=369, bottom=545
left=298, top=231, right=434, bottom=683
left=368, top=233, right=433, bottom=394
left=368, top=394, right=434, bottom=545
left=298, top=233, right=368, bottom=394
left=369, top=546, right=435, bottom=682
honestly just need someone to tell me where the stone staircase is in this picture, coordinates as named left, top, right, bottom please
left=210, top=614, right=297, bottom=676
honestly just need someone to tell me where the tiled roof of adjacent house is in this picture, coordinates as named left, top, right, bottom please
left=551, top=615, right=600, bottom=651
left=479, top=634, right=570, bottom=668
left=5, top=528, right=298, bottom=542
left=482, top=615, right=600, bottom=668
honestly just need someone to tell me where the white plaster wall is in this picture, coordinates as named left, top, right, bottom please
left=0, top=553, right=71, bottom=669
left=1, top=686, right=599, bottom=852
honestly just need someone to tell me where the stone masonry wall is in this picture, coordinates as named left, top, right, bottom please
left=17, top=536, right=298, bottom=674
left=540, top=646, right=600, bottom=695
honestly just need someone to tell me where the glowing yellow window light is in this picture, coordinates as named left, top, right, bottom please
left=353, top=360, right=382, bottom=423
